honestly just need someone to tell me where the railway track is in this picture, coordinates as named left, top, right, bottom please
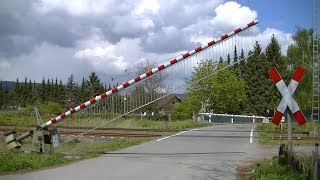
left=269, top=136, right=320, bottom=141
left=0, top=126, right=166, bottom=138
left=0, top=126, right=316, bottom=139
left=60, top=131, right=161, bottom=138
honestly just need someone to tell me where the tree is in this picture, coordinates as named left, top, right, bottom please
left=66, top=74, right=78, bottom=108
left=19, top=77, right=31, bottom=106
left=233, top=45, right=240, bottom=76
left=136, top=60, right=167, bottom=94
left=186, top=60, right=246, bottom=114
left=242, top=40, right=282, bottom=116
left=239, top=49, right=246, bottom=77
left=39, top=78, right=47, bottom=102
left=227, top=54, right=231, bottom=65
left=78, top=77, right=87, bottom=103
left=219, top=57, right=223, bottom=64
left=2, top=84, right=9, bottom=108
left=131, top=60, right=168, bottom=112
left=46, top=78, right=52, bottom=102
left=11, top=78, right=22, bottom=106
left=0, top=80, right=3, bottom=108
left=31, top=80, right=38, bottom=104
left=210, top=63, right=247, bottom=113
left=287, top=28, right=313, bottom=110
left=85, top=72, right=104, bottom=98
left=58, top=80, right=65, bottom=105
left=265, top=35, right=288, bottom=112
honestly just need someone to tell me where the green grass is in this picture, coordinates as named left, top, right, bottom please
left=0, top=152, right=72, bottom=174
left=0, top=138, right=149, bottom=175
left=0, top=111, right=212, bottom=130
left=256, top=123, right=318, bottom=145
left=250, top=158, right=307, bottom=180
left=65, top=117, right=212, bottom=130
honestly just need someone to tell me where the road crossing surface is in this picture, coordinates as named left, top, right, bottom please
left=1, top=124, right=273, bottom=180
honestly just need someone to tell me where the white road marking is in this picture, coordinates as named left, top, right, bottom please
left=249, top=129, right=253, bottom=144
left=157, top=129, right=194, bottom=142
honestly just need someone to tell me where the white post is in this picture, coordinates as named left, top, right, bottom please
left=250, top=130, right=253, bottom=144
left=124, top=97, right=127, bottom=114
left=231, top=118, right=234, bottom=124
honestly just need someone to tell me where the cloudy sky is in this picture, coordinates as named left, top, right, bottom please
left=0, top=0, right=312, bottom=86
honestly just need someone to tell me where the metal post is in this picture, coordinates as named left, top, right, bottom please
left=314, top=143, right=319, bottom=180
left=124, top=97, right=127, bottom=115
left=286, top=108, right=293, bottom=164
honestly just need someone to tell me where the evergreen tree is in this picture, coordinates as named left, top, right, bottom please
left=66, top=74, right=78, bottom=108
left=58, top=80, right=65, bottom=106
left=233, top=46, right=238, bottom=65
left=219, top=57, right=223, bottom=64
left=11, top=78, right=22, bottom=107
left=2, top=84, right=9, bottom=108
left=51, top=78, right=59, bottom=103
left=78, top=77, right=87, bottom=103
left=242, top=41, right=272, bottom=115
left=39, top=78, right=46, bottom=102
left=0, top=80, right=3, bottom=108
left=20, top=77, right=29, bottom=106
left=227, top=54, right=231, bottom=65
left=233, top=45, right=239, bottom=76
left=85, top=72, right=104, bottom=98
left=31, top=80, right=38, bottom=104
left=47, top=78, right=52, bottom=102
left=266, top=35, right=286, bottom=71
left=239, top=49, right=246, bottom=77
left=265, top=35, right=287, bottom=112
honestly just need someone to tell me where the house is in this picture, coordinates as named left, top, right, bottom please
left=158, top=94, right=183, bottom=116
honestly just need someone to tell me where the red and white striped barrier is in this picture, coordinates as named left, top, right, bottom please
left=40, top=20, right=259, bottom=129
left=269, top=66, right=307, bottom=126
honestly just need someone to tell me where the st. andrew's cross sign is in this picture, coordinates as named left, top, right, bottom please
left=269, top=66, right=307, bottom=126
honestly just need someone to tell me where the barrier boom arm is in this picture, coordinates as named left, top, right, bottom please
left=13, top=20, right=259, bottom=142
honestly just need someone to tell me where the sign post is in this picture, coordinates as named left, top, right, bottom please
left=286, top=108, right=293, bottom=163
left=269, top=66, right=307, bottom=164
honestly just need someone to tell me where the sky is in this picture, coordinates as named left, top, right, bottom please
left=0, top=0, right=314, bottom=87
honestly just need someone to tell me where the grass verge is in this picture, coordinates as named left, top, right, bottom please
left=256, top=123, right=318, bottom=145
left=250, top=158, right=307, bottom=180
left=0, top=111, right=212, bottom=130
left=0, top=138, right=149, bottom=175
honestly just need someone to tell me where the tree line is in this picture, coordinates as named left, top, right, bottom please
left=173, top=28, right=314, bottom=118
left=0, top=72, right=107, bottom=109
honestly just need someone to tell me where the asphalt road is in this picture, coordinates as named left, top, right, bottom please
left=1, top=124, right=273, bottom=180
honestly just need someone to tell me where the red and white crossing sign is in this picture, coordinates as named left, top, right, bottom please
left=269, top=66, right=307, bottom=126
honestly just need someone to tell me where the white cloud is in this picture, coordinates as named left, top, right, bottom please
left=211, top=1, right=257, bottom=32
left=255, top=28, right=293, bottom=54
left=134, top=0, right=160, bottom=15
left=34, top=0, right=116, bottom=16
